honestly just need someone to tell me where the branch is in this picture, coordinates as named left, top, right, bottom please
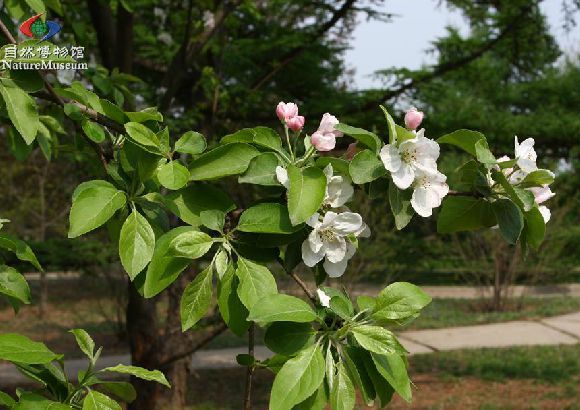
left=86, top=0, right=116, bottom=70
left=159, top=0, right=244, bottom=112
left=288, top=271, right=317, bottom=304
left=158, top=322, right=228, bottom=367
left=447, top=190, right=484, bottom=198
left=251, top=0, right=358, bottom=91
left=243, top=323, right=255, bottom=410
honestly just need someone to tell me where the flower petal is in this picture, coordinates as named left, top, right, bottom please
left=331, top=212, right=363, bottom=235
left=379, top=144, right=402, bottom=172
left=275, top=166, right=289, bottom=188
left=323, top=257, right=349, bottom=278
left=539, top=205, right=551, bottom=224
left=324, top=236, right=347, bottom=263
left=391, top=163, right=415, bottom=190
left=301, top=239, right=324, bottom=267
left=411, top=186, right=439, bottom=217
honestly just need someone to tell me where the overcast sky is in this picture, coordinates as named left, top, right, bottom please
left=345, top=0, right=580, bottom=89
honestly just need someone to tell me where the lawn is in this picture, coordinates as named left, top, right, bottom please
left=183, top=345, right=579, bottom=409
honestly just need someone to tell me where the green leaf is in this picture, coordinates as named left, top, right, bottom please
left=248, top=294, right=317, bottom=325
left=251, top=126, right=284, bottom=152
left=68, top=180, right=127, bottom=238
left=24, top=0, right=45, bottom=14
left=269, top=344, right=325, bottom=410
left=82, top=390, right=121, bottom=410
left=371, top=353, right=411, bottom=402
left=99, top=382, right=137, bottom=403
left=124, top=122, right=163, bottom=155
left=239, top=153, right=282, bottom=186
left=315, top=157, right=350, bottom=175
left=69, top=329, right=95, bottom=360
left=180, top=266, right=214, bottom=331
left=437, top=129, right=485, bottom=157
left=200, top=209, right=225, bottom=232
left=13, top=393, right=71, bottom=410
left=437, top=196, right=496, bottom=234
left=235, top=257, right=278, bottom=310
left=492, top=199, right=524, bottom=244
left=189, top=143, right=259, bottom=180
left=175, top=131, right=207, bottom=155
left=217, top=264, right=250, bottom=337
left=0, top=334, right=59, bottom=364
left=329, top=296, right=353, bottom=320
left=342, top=347, right=376, bottom=406
left=144, top=226, right=196, bottom=298
left=0, top=79, right=39, bottom=145
left=237, top=203, right=302, bottom=234
left=119, top=210, right=155, bottom=279
left=349, top=150, right=387, bottom=184
left=523, top=207, right=546, bottom=250
left=372, top=282, right=431, bottom=321
left=520, top=170, right=555, bottom=188
left=214, top=248, right=229, bottom=278
left=379, top=105, right=397, bottom=144
left=0, top=234, right=42, bottom=271
left=330, top=362, right=355, bottom=410
left=287, top=165, right=326, bottom=226
left=335, top=123, right=381, bottom=153
left=394, top=125, right=415, bottom=143
left=168, top=230, right=214, bottom=259
left=475, top=138, right=496, bottom=165
left=264, top=322, right=315, bottom=356
left=101, top=365, right=170, bottom=387
left=388, top=180, right=414, bottom=230
left=164, top=184, right=235, bottom=227
left=81, top=119, right=106, bottom=143
left=360, top=350, right=394, bottom=407
left=0, top=265, right=31, bottom=306
left=293, top=385, right=328, bottom=410
left=351, top=325, right=406, bottom=356
left=0, top=391, right=15, bottom=407
left=157, top=161, right=189, bottom=190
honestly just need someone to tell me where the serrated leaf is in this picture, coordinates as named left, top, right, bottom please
left=180, top=266, right=213, bottom=331
left=119, top=210, right=155, bottom=279
left=372, top=282, right=431, bottom=322
left=287, top=165, right=326, bottom=226
left=0, top=334, right=59, bottom=364
left=82, top=390, right=121, bottom=410
left=0, top=79, right=39, bottom=145
left=157, top=161, right=189, bottom=190
left=248, top=294, right=317, bottom=325
left=235, top=257, right=278, bottom=310
left=69, top=329, right=95, bottom=360
left=237, top=203, right=301, bottom=234
left=101, top=365, right=170, bottom=387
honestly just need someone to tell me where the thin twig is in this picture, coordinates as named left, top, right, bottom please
left=288, top=271, right=317, bottom=304
left=243, top=322, right=255, bottom=410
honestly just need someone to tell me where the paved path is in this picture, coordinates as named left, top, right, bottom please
left=1, top=312, right=578, bottom=386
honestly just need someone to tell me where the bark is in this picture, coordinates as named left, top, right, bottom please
left=86, top=0, right=116, bottom=70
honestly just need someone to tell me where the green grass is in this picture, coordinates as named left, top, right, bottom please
left=405, top=296, right=580, bottom=330
left=409, top=344, right=580, bottom=383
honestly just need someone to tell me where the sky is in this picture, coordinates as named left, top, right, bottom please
left=345, top=0, right=580, bottom=89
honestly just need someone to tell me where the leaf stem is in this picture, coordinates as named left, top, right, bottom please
left=284, top=125, right=295, bottom=161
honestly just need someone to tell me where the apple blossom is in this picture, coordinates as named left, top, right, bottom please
left=410, top=168, right=449, bottom=217
left=514, top=136, right=537, bottom=173
left=404, top=107, right=424, bottom=130
left=276, top=102, right=299, bottom=122
left=301, top=211, right=369, bottom=277
left=286, top=115, right=305, bottom=132
left=316, top=289, right=331, bottom=307
left=310, top=113, right=343, bottom=152
left=379, top=129, right=440, bottom=190
left=323, top=165, right=354, bottom=208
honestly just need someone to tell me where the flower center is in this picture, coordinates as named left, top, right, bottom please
left=414, top=176, right=430, bottom=188
left=401, top=149, right=417, bottom=164
left=319, top=228, right=337, bottom=242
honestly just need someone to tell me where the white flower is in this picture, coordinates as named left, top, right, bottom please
left=410, top=168, right=449, bottom=217
left=514, top=136, right=537, bottom=173
left=301, top=211, right=369, bottom=277
left=276, top=164, right=354, bottom=209
left=157, top=32, right=173, bottom=45
left=538, top=206, right=551, bottom=223
left=323, top=165, right=354, bottom=208
left=380, top=129, right=440, bottom=189
left=529, top=185, right=555, bottom=205
left=316, top=289, right=331, bottom=307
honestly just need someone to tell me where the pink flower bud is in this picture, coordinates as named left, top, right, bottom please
left=345, top=143, right=358, bottom=160
left=311, top=131, right=336, bottom=152
left=404, top=107, right=424, bottom=130
left=276, top=102, right=299, bottom=122
left=286, top=115, right=305, bottom=132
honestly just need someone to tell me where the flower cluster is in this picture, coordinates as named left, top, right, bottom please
left=276, top=102, right=305, bottom=132
left=379, top=108, right=449, bottom=217
left=277, top=162, right=368, bottom=277
left=495, top=136, right=555, bottom=223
